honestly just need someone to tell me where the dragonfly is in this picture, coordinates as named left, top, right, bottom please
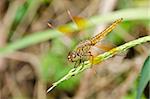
left=67, top=18, right=123, bottom=68
left=47, top=11, right=123, bottom=68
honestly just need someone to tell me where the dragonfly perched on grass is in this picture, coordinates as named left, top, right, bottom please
left=48, top=12, right=123, bottom=68
left=67, top=18, right=123, bottom=68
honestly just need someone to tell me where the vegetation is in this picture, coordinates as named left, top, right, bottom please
left=0, top=0, right=149, bottom=99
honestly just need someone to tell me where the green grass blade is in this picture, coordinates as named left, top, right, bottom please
left=89, top=7, right=150, bottom=25
left=0, top=30, right=62, bottom=56
left=136, top=56, right=150, bottom=99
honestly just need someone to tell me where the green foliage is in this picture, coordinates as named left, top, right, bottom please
left=9, top=0, right=32, bottom=38
left=124, top=83, right=137, bottom=99
left=136, top=56, right=150, bottom=99
left=124, top=81, right=146, bottom=99
left=106, top=31, right=124, bottom=46
left=41, top=39, right=80, bottom=91
left=0, top=30, right=62, bottom=56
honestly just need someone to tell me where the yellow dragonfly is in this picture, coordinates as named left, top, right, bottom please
left=47, top=12, right=123, bottom=68
left=67, top=18, right=123, bottom=68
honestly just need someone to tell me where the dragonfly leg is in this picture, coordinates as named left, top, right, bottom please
left=74, top=58, right=82, bottom=68
left=74, top=59, right=84, bottom=70
left=72, top=61, right=79, bottom=72
left=80, top=59, right=85, bottom=70
left=74, top=61, right=78, bottom=68
left=87, top=52, right=97, bottom=75
left=88, top=51, right=94, bottom=67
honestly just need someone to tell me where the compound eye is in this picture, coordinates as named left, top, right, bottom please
left=68, top=58, right=71, bottom=61
left=68, top=55, right=71, bottom=59
left=72, top=54, right=76, bottom=58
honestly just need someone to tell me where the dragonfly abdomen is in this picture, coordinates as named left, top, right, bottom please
left=90, top=18, right=123, bottom=45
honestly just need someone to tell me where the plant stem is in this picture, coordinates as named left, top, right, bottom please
left=47, top=36, right=150, bottom=93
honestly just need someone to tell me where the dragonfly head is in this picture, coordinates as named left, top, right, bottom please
left=67, top=51, right=79, bottom=62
